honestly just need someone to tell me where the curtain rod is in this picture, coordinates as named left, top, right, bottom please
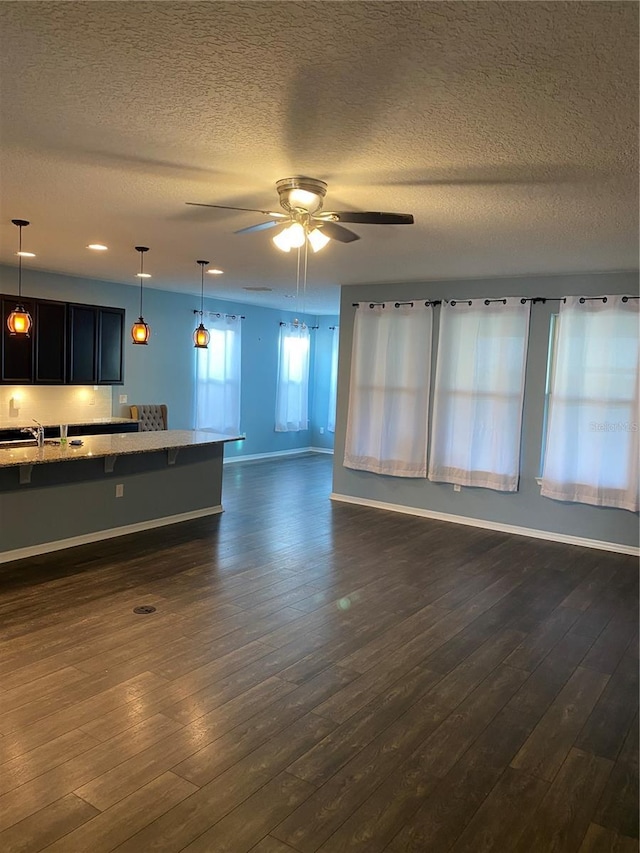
left=279, top=321, right=318, bottom=329
left=193, top=309, right=245, bottom=319
left=352, top=300, right=441, bottom=308
left=352, top=296, right=635, bottom=308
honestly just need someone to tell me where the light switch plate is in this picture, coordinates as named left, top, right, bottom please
left=119, top=394, right=127, bottom=404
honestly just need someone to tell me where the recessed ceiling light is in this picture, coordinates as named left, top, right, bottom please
left=206, top=268, right=224, bottom=275
left=16, top=251, right=36, bottom=258
left=87, top=243, right=108, bottom=251
left=136, top=272, right=152, bottom=279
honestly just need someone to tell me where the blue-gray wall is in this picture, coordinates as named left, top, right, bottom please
left=0, top=265, right=337, bottom=458
left=333, top=270, right=639, bottom=549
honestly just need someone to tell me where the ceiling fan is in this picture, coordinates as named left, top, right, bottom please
left=186, top=176, right=414, bottom=253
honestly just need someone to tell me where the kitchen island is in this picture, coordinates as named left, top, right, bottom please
left=0, top=430, right=242, bottom=563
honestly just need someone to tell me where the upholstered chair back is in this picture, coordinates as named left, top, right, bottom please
left=130, top=404, right=168, bottom=431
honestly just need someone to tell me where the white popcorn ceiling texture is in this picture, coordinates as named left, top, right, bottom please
left=0, top=1, right=637, bottom=313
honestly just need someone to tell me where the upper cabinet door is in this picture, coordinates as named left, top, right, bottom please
left=35, top=300, right=67, bottom=383
left=97, top=307, right=124, bottom=384
left=67, top=304, right=97, bottom=384
left=1, top=297, right=35, bottom=383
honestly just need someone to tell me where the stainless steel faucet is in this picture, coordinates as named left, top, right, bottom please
left=21, top=419, right=45, bottom=447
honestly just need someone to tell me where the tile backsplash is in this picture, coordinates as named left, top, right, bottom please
left=0, top=386, right=112, bottom=427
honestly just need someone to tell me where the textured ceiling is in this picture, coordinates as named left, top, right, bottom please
left=0, top=1, right=637, bottom=314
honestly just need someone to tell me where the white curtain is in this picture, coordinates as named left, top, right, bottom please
left=275, top=322, right=310, bottom=432
left=428, top=298, right=530, bottom=491
left=541, top=296, right=639, bottom=511
left=327, top=325, right=339, bottom=433
left=344, top=302, right=433, bottom=477
left=194, top=313, right=242, bottom=435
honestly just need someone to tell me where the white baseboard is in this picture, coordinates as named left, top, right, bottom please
left=0, top=506, right=223, bottom=565
left=224, top=447, right=333, bottom=464
left=330, top=493, right=639, bottom=556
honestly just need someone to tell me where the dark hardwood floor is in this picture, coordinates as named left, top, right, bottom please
left=0, top=453, right=637, bottom=852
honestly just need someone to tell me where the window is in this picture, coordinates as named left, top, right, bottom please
left=428, top=298, right=530, bottom=491
left=275, top=322, right=310, bottom=432
left=344, top=303, right=433, bottom=477
left=327, top=325, right=339, bottom=433
left=194, top=314, right=241, bottom=435
left=540, top=296, right=639, bottom=511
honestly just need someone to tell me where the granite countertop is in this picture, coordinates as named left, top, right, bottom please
left=0, top=417, right=136, bottom=432
left=0, top=430, right=243, bottom=469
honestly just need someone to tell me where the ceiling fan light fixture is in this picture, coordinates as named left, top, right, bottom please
left=8, top=219, right=33, bottom=336
left=272, top=229, right=292, bottom=252
left=287, top=188, right=322, bottom=213
left=307, top=227, right=330, bottom=253
left=131, top=246, right=151, bottom=345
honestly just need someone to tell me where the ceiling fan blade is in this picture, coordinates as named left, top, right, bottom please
left=317, top=221, right=360, bottom=243
left=234, top=220, right=283, bottom=235
left=319, top=211, right=414, bottom=225
left=186, top=202, right=287, bottom=218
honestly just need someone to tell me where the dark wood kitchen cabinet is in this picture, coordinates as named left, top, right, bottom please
left=0, top=294, right=125, bottom=385
left=35, top=299, right=67, bottom=383
left=1, top=297, right=35, bottom=383
left=67, top=303, right=97, bottom=384
left=97, top=307, right=124, bottom=384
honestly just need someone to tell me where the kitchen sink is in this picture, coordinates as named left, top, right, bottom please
left=0, top=439, right=60, bottom=449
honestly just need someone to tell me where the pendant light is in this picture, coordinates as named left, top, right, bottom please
left=193, top=260, right=210, bottom=348
left=131, top=246, right=151, bottom=345
left=7, top=219, right=33, bottom=336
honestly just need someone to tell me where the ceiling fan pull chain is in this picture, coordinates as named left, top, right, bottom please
left=302, top=238, right=309, bottom=315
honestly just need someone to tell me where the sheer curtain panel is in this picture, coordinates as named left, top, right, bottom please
left=194, top=313, right=242, bottom=435
left=344, top=302, right=433, bottom=477
left=428, top=298, right=530, bottom=491
left=275, top=322, right=310, bottom=432
left=327, top=325, right=339, bottom=433
left=541, top=296, right=639, bottom=511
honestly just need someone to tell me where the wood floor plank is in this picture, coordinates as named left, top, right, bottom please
left=0, top=792, right=99, bottom=853
left=513, top=748, right=614, bottom=852
left=594, top=711, right=639, bottom=839
left=273, top=698, right=450, bottom=853
left=577, top=823, right=639, bottom=852
left=511, top=666, right=610, bottom=781
left=180, top=771, right=315, bottom=853
left=0, top=713, right=182, bottom=832
left=113, top=712, right=336, bottom=853
left=385, top=705, right=537, bottom=852
left=0, top=455, right=635, bottom=853
left=44, top=771, right=198, bottom=853
left=449, top=766, right=549, bottom=852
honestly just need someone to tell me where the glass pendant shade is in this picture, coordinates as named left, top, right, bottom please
left=193, top=323, right=210, bottom=348
left=131, top=317, right=150, bottom=344
left=8, top=220, right=33, bottom=336
left=7, top=306, right=32, bottom=335
left=307, top=227, right=330, bottom=253
left=131, top=246, right=150, bottom=345
left=273, top=221, right=306, bottom=252
left=193, top=259, right=210, bottom=348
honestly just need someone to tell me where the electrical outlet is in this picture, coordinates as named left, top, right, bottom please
left=119, top=394, right=128, bottom=404
left=115, top=484, right=124, bottom=498
left=319, top=427, right=324, bottom=434
left=453, top=484, right=461, bottom=492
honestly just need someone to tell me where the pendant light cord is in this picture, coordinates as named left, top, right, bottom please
left=200, top=263, right=205, bottom=316
left=18, top=225, right=23, bottom=298
left=139, top=254, right=144, bottom=316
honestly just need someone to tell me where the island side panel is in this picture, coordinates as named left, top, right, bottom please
left=0, top=444, right=224, bottom=557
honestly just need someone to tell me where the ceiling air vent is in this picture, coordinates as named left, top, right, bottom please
left=243, top=286, right=272, bottom=292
